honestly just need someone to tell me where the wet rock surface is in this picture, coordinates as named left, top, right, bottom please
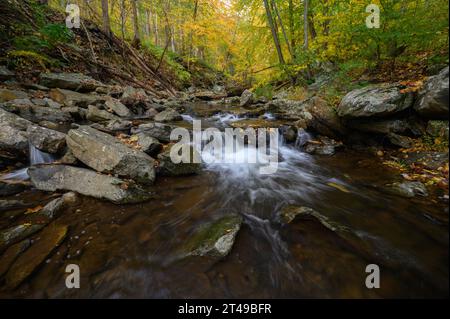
left=28, top=165, right=153, bottom=204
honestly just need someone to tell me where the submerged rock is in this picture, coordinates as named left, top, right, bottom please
left=156, top=144, right=201, bottom=176
left=183, top=214, right=243, bottom=258
left=385, top=181, right=428, bottom=198
left=154, top=108, right=182, bottom=122
left=28, top=165, right=153, bottom=204
left=38, top=192, right=78, bottom=219
left=40, top=73, right=103, bottom=92
left=67, top=126, right=156, bottom=185
left=0, top=223, right=44, bottom=252
left=387, top=133, right=414, bottom=148
left=5, top=224, right=68, bottom=289
left=338, top=83, right=414, bottom=118
left=0, top=239, right=30, bottom=277
left=414, top=67, right=449, bottom=119
left=303, top=136, right=343, bottom=156
left=279, top=206, right=341, bottom=232
left=27, top=125, right=66, bottom=154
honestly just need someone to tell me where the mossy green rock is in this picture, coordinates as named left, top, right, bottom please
left=183, top=214, right=243, bottom=258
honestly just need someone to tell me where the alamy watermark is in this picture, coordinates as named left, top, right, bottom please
left=366, top=4, right=380, bottom=29
left=169, top=120, right=280, bottom=175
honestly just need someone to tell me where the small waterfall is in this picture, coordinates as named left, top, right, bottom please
left=0, top=144, right=56, bottom=181
left=295, top=129, right=313, bottom=149
left=181, top=114, right=195, bottom=123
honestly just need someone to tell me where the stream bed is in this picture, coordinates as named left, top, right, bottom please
left=1, top=106, right=448, bottom=298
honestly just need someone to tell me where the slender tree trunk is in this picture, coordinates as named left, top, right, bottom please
left=120, top=0, right=126, bottom=40
left=272, top=0, right=294, bottom=60
left=288, top=0, right=296, bottom=58
left=304, top=0, right=309, bottom=50
left=263, top=0, right=285, bottom=65
left=101, top=0, right=111, bottom=38
left=145, top=9, right=151, bottom=37
left=131, top=0, right=141, bottom=47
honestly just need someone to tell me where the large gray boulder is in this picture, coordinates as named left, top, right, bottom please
left=120, top=86, right=149, bottom=106
left=39, top=73, right=104, bottom=92
left=0, top=109, right=32, bottom=158
left=338, top=83, right=414, bottom=118
left=240, top=89, right=254, bottom=107
left=154, top=108, right=182, bottom=122
left=414, top=67, right=449, bottom=119
left=27, top=125, right=66, bottom=154
left=28, top=165, right=153, bottom=204
left=66, top=126, right=156, bottom=185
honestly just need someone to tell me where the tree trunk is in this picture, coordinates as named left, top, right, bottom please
left=288, top=0, right=296, bottom=58
left=263, top=0, right=285, bottom=65
left=101, top=0, right=111, bottom=38
left=131, top=0, right=141, bottom=47
left=304, top=0, right=309, bottom=50
left=120, top=0, right=126, bottom=40
left=272, top=0, right=294, bottom=60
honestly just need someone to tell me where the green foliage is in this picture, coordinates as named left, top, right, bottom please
left=39, top=23, right=74, bottom=46
left=254, top=84, right=274, bottom=99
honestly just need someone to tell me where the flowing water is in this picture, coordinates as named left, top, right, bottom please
left=1, top=145, right=56, bottom=181
left=1, top=105, right=448, bottom=298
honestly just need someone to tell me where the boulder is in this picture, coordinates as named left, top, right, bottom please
left=86, top=105, right=119, bottom=122
left=154, top=108, right=182, bottom=122
left=133, top=122, right=179, bottom=143
left=279, top=125, right=298, bottom=143
left=240, top=89, right=254, bottom=107
left=135, top=133, right=162, bottom=156
left=66, top=126, right=156, bottom=184
left=182, top=214, right=242, bottom=258
left=3, top=100, right=73, bottom=123
left=120, top=86, right=149, bottom=106
left=39, top=73, right=103, bottom=92
left=104, top=96, right=132, bottom=117
left=49, top=88, right=103, bottom=107
left=0, top=65, right=15, bottom=81
left=385, top=181, right=428, bottom=198
left=279, top=206, right=340, bottom=231
left=338, top=83, right=414, bottom=118
left=5, top=224, right=68, bottom=289
left=0, top=89, right=28, bottom=103
left=303, top=97, right=346, bottom=137
left=27, top=125, right=66, bottom=154
left=414, top=67, right=449, bottom=119
left=0, top=109, right=32, bottom=158
left=28, top=165, right=154, bottom=204
left=91, top=119, right=132, bottom=134
left=156, top=144, right=201, bottom=176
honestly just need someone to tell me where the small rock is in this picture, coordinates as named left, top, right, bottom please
left=86, top=105, right=120, bottom=122
left=27, top=125, right=66, bottom=154
left=156, top=144, right=201, bottom=176
left=385, top=181, right=429, bottom=198
left=240, top=89, right=254, bottom=108
left=104, top=96, right=132, bottom=117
